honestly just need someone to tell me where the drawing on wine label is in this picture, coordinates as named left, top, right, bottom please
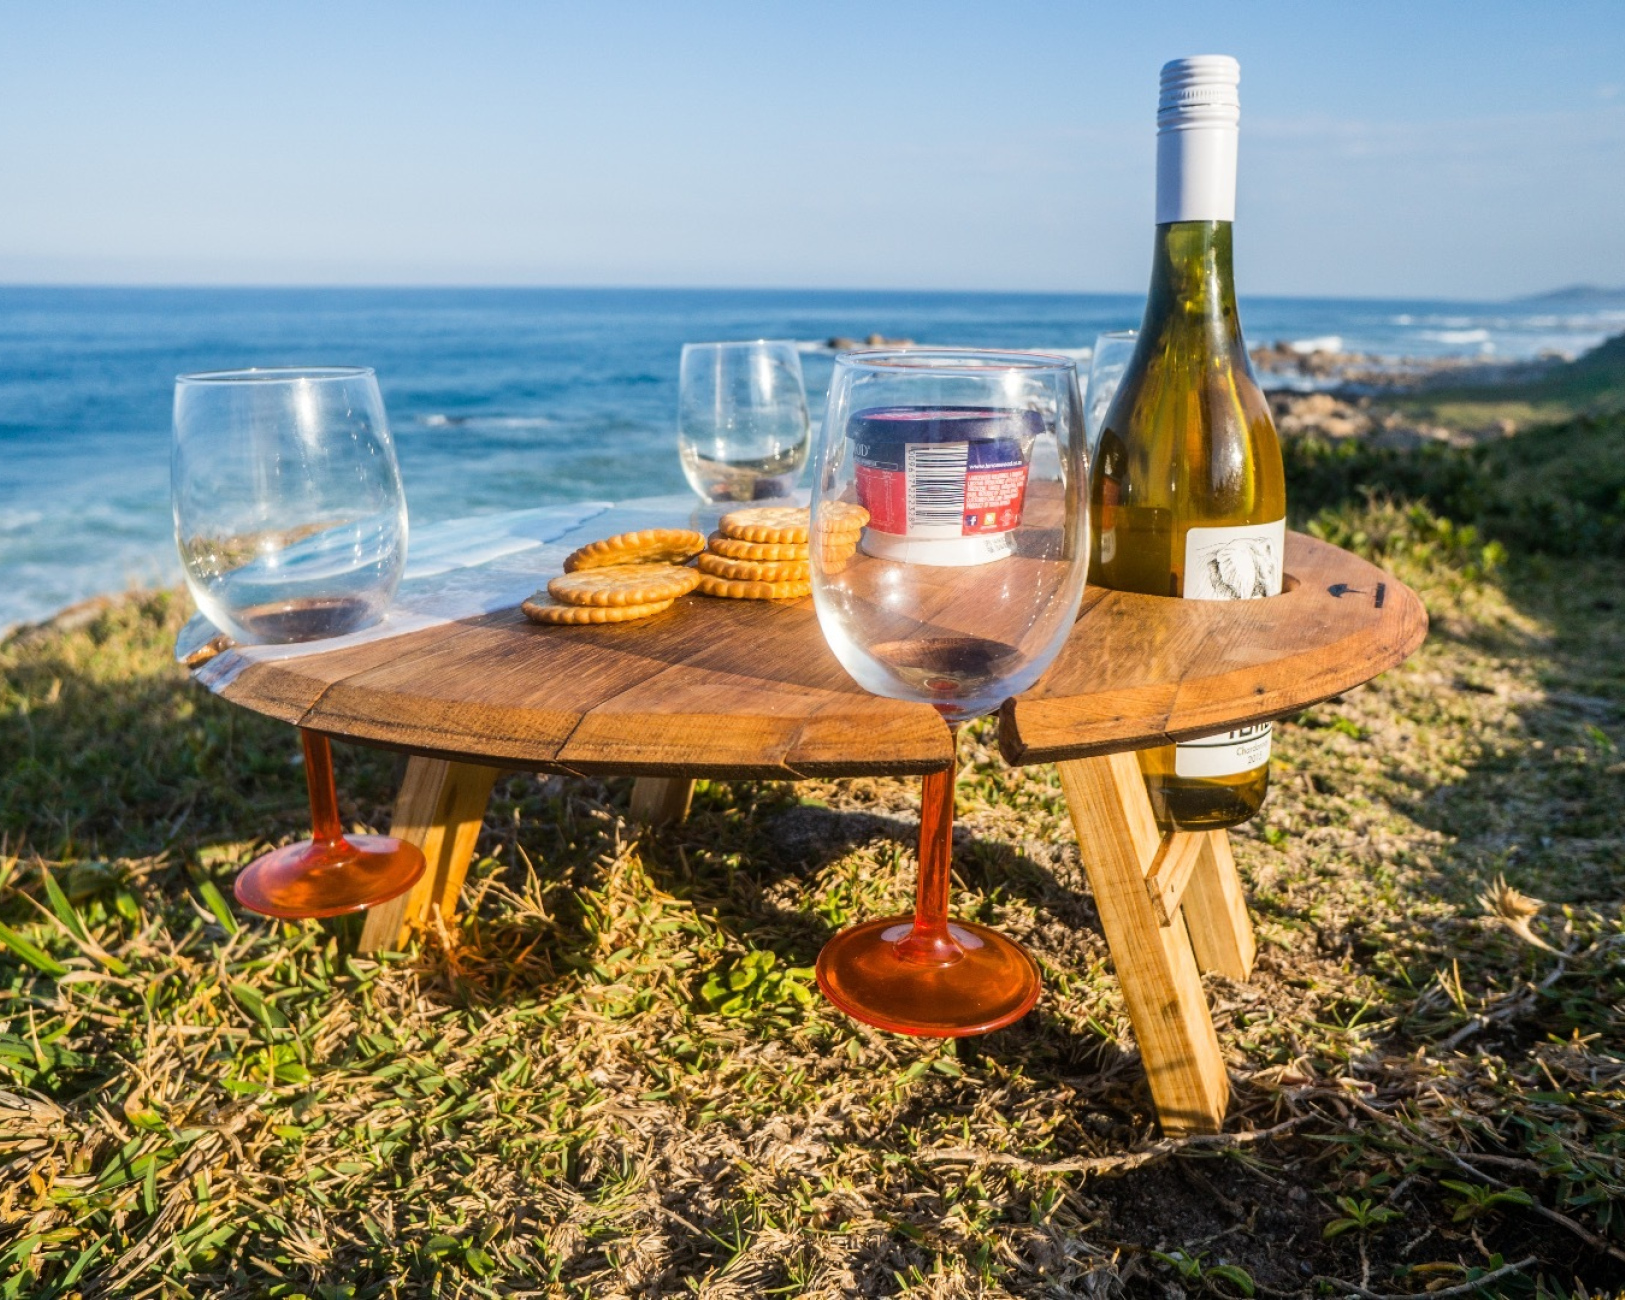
left=1194, top=537, right=1280, bottom=600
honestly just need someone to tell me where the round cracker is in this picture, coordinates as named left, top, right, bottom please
left=694, top=573, right=812, bottom=601
left=563, top=528, right=705, bottom=572
left=718, top=506, right=812, bottom=544
left=522, top=593, right=674, bottom=624
left=707, top=532, right=810, bottom=562
left=817, top=502, right=870, bottom=533
left=548, top=563, right=699, bottom=607
left=697, top=552, right=811, bottom=583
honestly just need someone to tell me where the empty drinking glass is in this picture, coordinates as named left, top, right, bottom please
left=172, top=367, right=424, bottom=919
left=809, top=349, right=1090, bottom=1036
left=1084, top=330, right=1138, bottom=457
left=677, top=341, right=811, bottom=502
left=173, top=367, right=408, bottom=642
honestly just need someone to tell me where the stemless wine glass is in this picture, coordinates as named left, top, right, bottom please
left=172, top=367, right=425, bottom=919
left=810, top=349, right=1090, bottom=1036
left=1084, top=330, right=1137, bottom=457
left=678, top=341, right=811, bottom=502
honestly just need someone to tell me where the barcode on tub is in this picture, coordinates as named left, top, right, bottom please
left=906, top=442, right=969, bottom=528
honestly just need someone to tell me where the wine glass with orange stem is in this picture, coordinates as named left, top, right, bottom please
left=172, top=367, right=426, bottom=919
left=808, top=349, right=1089, bottom=1036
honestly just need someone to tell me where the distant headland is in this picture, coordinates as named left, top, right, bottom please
left=1509, top=284, right=1625, bottom=307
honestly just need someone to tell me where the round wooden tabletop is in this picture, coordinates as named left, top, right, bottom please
left=190, top=531, right=1424, bottom=779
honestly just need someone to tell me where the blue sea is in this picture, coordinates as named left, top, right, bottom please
left=2, top=285, right=1621, bottom=631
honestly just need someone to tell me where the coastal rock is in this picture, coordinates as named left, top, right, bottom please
left=826, top=334, right=915, bottom=352
left=1270, top=391, right=1374, bottom=439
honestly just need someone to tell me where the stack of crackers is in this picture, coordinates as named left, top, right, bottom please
left=520, top=504, right=869, bottom=627
left=521, top=528, right=705, bottom=624
left=694, top=503, right=868, bottom=600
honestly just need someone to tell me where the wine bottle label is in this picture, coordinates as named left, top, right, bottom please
left=1182, top=519, right=1285, bottom=600
left=1176, top=722, right=1272, bottom=777
left=1174, top=518, right=1284, bottom=775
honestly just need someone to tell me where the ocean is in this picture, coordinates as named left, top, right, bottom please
left=3, top=285, right=1621, bottom=632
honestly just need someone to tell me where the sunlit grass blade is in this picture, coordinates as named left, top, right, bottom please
left=0, top=920, right=68, bottom=976
left=40, top=868, right=88, bottom=942
left=196, top=878, right=239, bottom=935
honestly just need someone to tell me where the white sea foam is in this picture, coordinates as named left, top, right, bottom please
left=0, top=508, right=43, bottom=532
left=1421, top=328, right=1492, bottom=345
left=421, top=414, right=551, bottom=430
left=1289, top=335, right=1343, bottom=355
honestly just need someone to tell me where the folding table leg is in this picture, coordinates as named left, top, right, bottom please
left=629, top=777, right=695, bottom=827
left=357, top=757, right=500, bottom=952
left=1055, top=752, right=1230, bottom=1135
left=1183, top=831, right=1257, bottom=981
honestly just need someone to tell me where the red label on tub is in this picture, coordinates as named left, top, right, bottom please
left=854, top=439, right=1029, bottom=539
left=962, top=465, right=1027, bottom=533
left=855, top=463, right=909, bottom=534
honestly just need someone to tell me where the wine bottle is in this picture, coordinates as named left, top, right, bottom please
left=1089, top=55, right=1287, bottom=831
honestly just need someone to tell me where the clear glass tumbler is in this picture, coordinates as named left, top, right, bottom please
left=677, top=341, right=811, bottom=503
left=172, top=366, right=423, bottom=920
left=173, top=367, right=408, bottom=642
left=1084, top=330, right=1138, bottom=458
left=809, top=349, right=1090, bottom=1036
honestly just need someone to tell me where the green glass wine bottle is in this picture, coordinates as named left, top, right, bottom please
left=1089, top=55, right=1287, bottom=832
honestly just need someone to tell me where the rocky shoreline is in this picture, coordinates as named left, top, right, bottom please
left=1250, top=340, right=1565, bottom=449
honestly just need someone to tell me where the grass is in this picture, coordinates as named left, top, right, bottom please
left=2, top=417, right=1624, bottom=1296
left=1388, top=331, right=1625, bottom=429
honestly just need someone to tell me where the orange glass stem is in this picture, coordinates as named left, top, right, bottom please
left=233, top=728, right=426, bottom=921
left=300, top=730, right=344, bottom=846
left=895, top=750, right=963, bottom=966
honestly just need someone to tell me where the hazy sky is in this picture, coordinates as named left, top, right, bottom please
left=1, top=1, right=1621, bottom=298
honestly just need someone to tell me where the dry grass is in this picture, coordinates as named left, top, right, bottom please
left=1, top=460, right=1623, bottom=1296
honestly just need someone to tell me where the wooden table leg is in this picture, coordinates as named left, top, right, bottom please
left=357, top=758, right=500, bottom=953
left=1055, top=752, right=1230, bottom=1135
left=629, top=776, right=695, bottom=827
left=1184, top=831, right=1257, bottom=981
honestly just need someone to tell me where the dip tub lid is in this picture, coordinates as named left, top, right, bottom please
left=848, top=406, right=1044, bottom=445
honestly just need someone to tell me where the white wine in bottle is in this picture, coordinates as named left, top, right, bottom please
left=1089, top=55, right=1287, bottom=831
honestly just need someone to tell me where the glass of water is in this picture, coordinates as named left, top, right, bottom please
left=1084, top=330, right=1138, bottom=456
left=172, top=366, right=424, bottom=920
left=173, top=367, right=408, bottom=642
left=677, top=340, right=811, bottom=503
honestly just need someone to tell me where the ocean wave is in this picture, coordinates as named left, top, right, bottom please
left=420, top=414, right=552, bottom=430
left=1420, top=328, right=1492, bottom=345
left=1289, top=335, right=1343, bottom=355
left=0, top=507, right=43, bottom=532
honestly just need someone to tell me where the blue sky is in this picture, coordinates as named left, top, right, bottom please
left=1, top=1, right=1621, bottom=298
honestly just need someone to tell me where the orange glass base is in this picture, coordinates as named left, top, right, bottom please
left=234, top=833, right=425, bottom=920
left=816, top=916, right=1041, bottom=1037
left=234, top=729, right=425, bottom=921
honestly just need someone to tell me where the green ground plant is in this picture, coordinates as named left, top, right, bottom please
left=1, top=410, right=1622, bottom=1297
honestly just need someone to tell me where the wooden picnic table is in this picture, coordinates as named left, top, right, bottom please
left=184, top=517, right=1426, bottom=1134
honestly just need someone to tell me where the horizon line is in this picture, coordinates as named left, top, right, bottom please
left=0, top=280, right=1565, bottom=306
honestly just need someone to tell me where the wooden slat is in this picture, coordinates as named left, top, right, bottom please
left=211, top=597, right=955, bottom=779
left=999, top=532, right=1428, bottom=766
left=1056, top=752, right=1230, bottom=1135
left=198, top=528, right=1420, bottom=787
left=357, top=757, right=500, bottom=952
left=1144, top=831, right=1205, bottom=926
left=1183, top=831, right=1257, bottom=981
